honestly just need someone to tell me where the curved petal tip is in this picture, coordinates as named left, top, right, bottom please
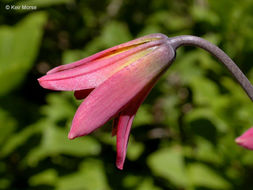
left=236, top=127, right=253, bottom=150
left=116, top=162, right=124, bottom=170
left=68, top=132, right=77, bottom=140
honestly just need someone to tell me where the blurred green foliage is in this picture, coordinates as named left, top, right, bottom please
left=0, top=0, right=253, bottom=189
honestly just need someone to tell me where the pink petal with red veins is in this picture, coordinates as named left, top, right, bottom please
left=38, top=35, right=167, bottom=91
left=68, top=44, right=174, bottom=140
left=236, top=127, right=253, bottom=150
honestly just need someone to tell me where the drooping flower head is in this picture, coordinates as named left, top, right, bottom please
left=38, top=33, right=175, bottom=169
left=38, top=33, right=253, bottom=169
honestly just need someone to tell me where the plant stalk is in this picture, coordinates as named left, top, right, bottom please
left=168, top=35, right=253, bottom=101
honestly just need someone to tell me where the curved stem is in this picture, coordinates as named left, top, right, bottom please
left=168, top=35, right=253, bottom=101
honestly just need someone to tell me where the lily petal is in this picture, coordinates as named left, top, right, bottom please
left=115, top=112, right=135, bottom=170
left=116, top=79, right=154, bottom=170
left=47, top=33, right=168, bottom=74
left=38, top=34, right=167, bottom=91
left=236, top=127, right=253, bottom=150
left=68, top=44, right=175, bottom=139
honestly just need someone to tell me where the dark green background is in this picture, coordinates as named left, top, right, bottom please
left=1, top=0, right=253, bottom=189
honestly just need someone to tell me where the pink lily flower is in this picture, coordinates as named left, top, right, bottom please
left=38, top=33, right=175, bottom=169
left=38, top=33, right=253, bottom=169
left=236, top=127, right=253, bottom=150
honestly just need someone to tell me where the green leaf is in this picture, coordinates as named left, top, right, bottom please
left=147, top=147, right=188, bottom=187
left=127, top=137, right=144, bottom=161
left=100, top=21, right=132, bottom=47
left=136, top=178, right=162, bottom=190
left=148, top=11, right=193, bottom=31
left=56, top=159, right=111, bottom=190
left=190, top=5, right=220, bottom=25
left=123, top=175, right=161, bottom=190
left=41, top=92, right=76, bottom=122
left=186, top=137, right=222, bottom=164
left=1, top=122, right=41, bottom=157
left=184, top=108, right=228, bottom=133
left=62, top=50, right=85, bottom=65
left=29, top=169, right=58, bottom=186
left=42, top=126, right=101, bottom=156
left=25, top=124, right=101, bottom=166
left=170, top=51, right=205, bottom=84
left=134, top=104, right=153, bottom=126
left=0, top=109, right=17, bottom=145
left=82, top=21, right=132, bottom=56
left=187, top=163, right=231, bottom=189
left=0, top=178, right=10, bottom=189
left=190, top=77, right=219, bottom=105
left=0, top=12, right=47, bottom=96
